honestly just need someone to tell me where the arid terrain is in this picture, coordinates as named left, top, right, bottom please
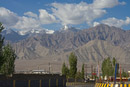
left=3, top=24, right=130, bottom=72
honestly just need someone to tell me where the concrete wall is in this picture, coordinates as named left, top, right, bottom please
left=0, top=74, right=66, bottom=87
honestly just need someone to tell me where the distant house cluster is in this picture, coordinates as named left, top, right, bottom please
left=15, top=70, right=49, bottom=74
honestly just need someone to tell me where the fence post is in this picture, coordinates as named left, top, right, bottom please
left=56, top=79, right=58, bottom=87
left=63, top=79, right=64, bottom=87
left=107, top=84, right=109, bottom=87
left=28, top=80, right=30, bottom=87
left=110, top=84, right=113, bottom=87
left=120, top=84, right=123, bottom=87
left=128, top=84, right=130, bottom=87
left=49, top=79, right=51, bottom=87
left=39, top=80, right=42, bottom=87
left=13, top=80, right=15, bottom=87
left=124, top=84, right=127, bottom=87
left=75, top=78, right=76, bottom=83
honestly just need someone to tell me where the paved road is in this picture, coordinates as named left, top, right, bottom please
left=67, top=84, right=95, bottom=87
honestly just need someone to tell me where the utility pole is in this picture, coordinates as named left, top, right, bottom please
left=114, top=63, right=118, bottom=84
left=49, top=62, right=51, bottom=74
left=120, top=65, right=122, bottom=82
left=91, top=65, right=93, bottom=79
left=84, top=64, right=87, bottom=79
left=97, top=61, right=100, bottom=78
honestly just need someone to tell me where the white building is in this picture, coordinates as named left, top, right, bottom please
left=31, top=70, right=48, bottom=74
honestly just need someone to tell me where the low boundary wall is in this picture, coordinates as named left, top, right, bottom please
left=0, top=74, right=66, bottom=87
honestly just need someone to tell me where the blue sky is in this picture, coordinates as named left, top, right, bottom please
left=0, top=0, right=130, bottom=31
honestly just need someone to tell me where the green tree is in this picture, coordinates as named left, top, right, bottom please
left=102, top=57, right=114, bottom=78
left=112, top=57, right=116, bottom=67
left=62, top=62, right=69, bottom=76
left=0, top=22, right=4, bottom=69
left=122, top=69, right=129, bottom=77
left=0, top=44, right=16, bottom=75
left=69, top=52, right=77, bottom=78
left=0, top=22, right=16, bottom=76
left=102, top=58, right=107, bottom=77
left=75, top=71, right=82, bottom=79
left=81, top=64, right=84, bottom=79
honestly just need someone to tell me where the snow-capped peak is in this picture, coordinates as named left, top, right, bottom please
left=62, top=25, right=69, bottom=30
left=30, top=29, right=41, bottom=33
left=45, top=29, right=54, bottom=34
left=18, top=29, right=44, bottom=35
left=18, top=30, right=28, bottom=35
left=59, top=25, right=79, bottom=33
left=18, top=29, right=55, bottom=35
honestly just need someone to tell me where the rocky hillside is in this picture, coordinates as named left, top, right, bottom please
left=74, top=40, right=130, bottom=63
left=11, top=24, right=130, bottom=60
left=3, top=24, right=130, bottom=71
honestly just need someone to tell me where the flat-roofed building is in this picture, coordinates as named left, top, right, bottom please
left=31, top=70, right=48, bottom=74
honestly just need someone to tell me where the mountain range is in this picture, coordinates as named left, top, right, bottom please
left=2, top=24, right=130, bottom=72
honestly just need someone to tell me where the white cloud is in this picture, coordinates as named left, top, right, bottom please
left=51, top=0, right=125, bottom=26
left=0, top=6, right=58, bottom=29
left=119, top=1, right=126, bottom=5
left=0, top=7, right=58, bottom=31
left=15, top=9, right=58, bottom=30
left=0, top=7, right=19, bottom=28
left=39, top=9, right=58, bottom=24
left=92, top=0, right=123, bottom=8
left=51, top=2, right=104, bottom=26
left=14, top=16, right=41, bottom=30
left=0, top=0, right=127, bottom=30
left=101, top=17, right=130, bottom=27
left=93, top=17, right=130, bottom=27
left=24, top=12, right=38, bottom=18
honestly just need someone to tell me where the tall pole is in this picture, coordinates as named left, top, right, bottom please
left=114, top=63, right=117, bottom=83
left=49, top=62, right=51, bottom=74
left=97, top=61, right=100, bottom=78
left=38, top=65, right=40, bottom=74
left=91, top=65, right=93, bottom=79
left=97, top=61, right=100, bottom=82
left=85, top=64, right=87, bottom=79
left=120, top=65, right=122, bottom=82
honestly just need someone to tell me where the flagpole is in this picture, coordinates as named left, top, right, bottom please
left=120, top=65, right=122, bottom=82
left=114, top=63, right=117, bottom=84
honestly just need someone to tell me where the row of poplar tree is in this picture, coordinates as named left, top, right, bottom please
left=61, top=52, right=85, bottom=79
left=0, top=22, right=16, bottom=76
left=102, top=57, right=129, bottom=79
left=62, top=54, right=128, bottom=79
